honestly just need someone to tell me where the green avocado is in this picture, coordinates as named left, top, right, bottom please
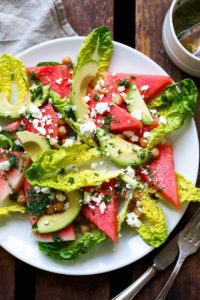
left=0, top=92, right=30, bottom=119
left=70, top=60, right=98, bottom=122
left=97, top=128, right=151, bottom=167
left=127, top=83, right=154, bottom=125
left=16, top=131, right=50, bottom=161
left=36, top=190, right=82, bottom=233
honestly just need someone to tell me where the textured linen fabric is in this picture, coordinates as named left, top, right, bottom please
left=0, top=0, right=77, bottom=55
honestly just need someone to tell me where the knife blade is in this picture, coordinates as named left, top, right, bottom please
left=112, top=233, right=180, bottom=300
left=153, top=233, right=179, bottom=271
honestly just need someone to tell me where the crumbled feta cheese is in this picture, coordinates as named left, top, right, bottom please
left=37, top=127, right=46, bottom=136
left=0, top=126, right=2, bottom=132
left=99, top=202, right=106, bottom=214
left=41, top=187, right=51, bottom=194
left=18, top=105, right=27, bottom=115
left=68, top=78, right=73, bottom=84
left=143, top=131, right=151, bottom=139
left=95, top=102, right=110, bottom=115
left=64, top=202, right=70, bottom=210
left=49, top=137, right=58, bottom=145
left=123, top=131, right=139, bottom=142
left=56, top=112, right=62, bottom=119
left=126, top=212, right=141, bottom=228
left=4, top=111, right=11, bottom=117
left=84, top=192, right=91, bottom=204
left=34, top=186, right=41, bottom=193
left=140, top=168, right=149, bottom=175
left=111, top=72, right=117, bottom=76
left=83, top=95, right=90, bottom=103
left=56, top=193, right=66, bottom=201
left=149, top=108, right=158, bottom=115
left=132, top=85, right=137, bottom=90
left=131, top=110, right=142, bottom=120
left=159, top=116, right=167, bottom=124
left=14, top=139, right=22, bottom=146
left=125, top=166, right=135, bottom=178
left=0, top=160, right=10, bottom=171
left=80, top=121, right=96, bottom=137
left=126, top=184, right=132, bottom=189
left=55, top=78, right=63, bottom=85
left=117, top=86, right=126, bottom=92
left=140, top=85, right=149, bottom=91
left=43, top=220, right=49, bottom=225
left=99, top=161, right=104, bottom=166
left=71, top=105, right=77, bottom=111
left=91, top=162, right=97, bottom=169
left=120, top=92, right=127, bottom=100
left=62, top=138, right=74, bottom=147
left=29, top=103, right=42, bottom=119
left=136, top=201, right=143, bottom=213
left=48, top=98, right=53, bottom=104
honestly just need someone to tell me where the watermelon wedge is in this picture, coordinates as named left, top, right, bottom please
left=139, top=144, right=179, bottom=208
left=0, top=149, right=30, bottom=202
left=88, top=92, right=143, bottom=132
left=82, top=180, right=118, bottom=242
left=27, top=65, right=73, bottom=98
left=104, top=73, right=173, bottom=102
left=6, top=103, right=58, bottom=139
left=32, top=224, right=76, bottom=242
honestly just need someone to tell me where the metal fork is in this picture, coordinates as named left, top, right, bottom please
left=156, top=207, right=200, bottom=300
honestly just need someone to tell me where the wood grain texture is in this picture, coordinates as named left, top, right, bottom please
left=135, top=1, right=200, bottom=299
left=62, top=0, right=113, bottom=36
left=0, top=247, right=15, bottom=300
left=35, top=271, right=109, bottom=300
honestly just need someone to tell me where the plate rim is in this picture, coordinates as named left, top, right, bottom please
left=0, top=36, right=199, bottom=275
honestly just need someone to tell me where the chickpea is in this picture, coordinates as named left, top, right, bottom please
left=61, top=56, right=72, bottom=65
left=58, top=125, right=67, bottom=138
left=58, top=118, right=66, bottom=126
left=80, top=224, right=90, bottom=233
left=134, top=208, right=143, bottom=218
left=54, top=201, right=64, bottom=212
left=151, top=147, right=160, bottom=159
left=52, top=143, right=60, bottom=150
left=46, top=204, right=55, bottom=215
left=139, top=137, right=148, bottom=148
left=17, top=189, right=26, bottom=206
left=112, top=94, right=123, bottom=105
left=132, top=193, right=141, bottom=202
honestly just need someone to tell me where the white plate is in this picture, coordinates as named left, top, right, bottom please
left=0, top=37, right=199, bottom=275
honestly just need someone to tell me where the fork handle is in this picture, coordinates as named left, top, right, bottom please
left=112, top=265, right=158, bottom=300
left=156, top=255, right=186, bottom=300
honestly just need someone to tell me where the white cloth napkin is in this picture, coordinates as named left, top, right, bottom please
left=0, top=0, right=77, bottom=55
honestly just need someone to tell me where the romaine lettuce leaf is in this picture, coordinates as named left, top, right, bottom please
left=147, top=79, right=198, bottom=148
left=38, top=231, right=106, bottom=260
left=0, top=203, right=26, bottom=216
left=49, top=90, right=70, bottom=112
left=26, top=144, right=123, bottom=192
left=176, top=173, right=200, bottom=203
left=0, top=53, right=29, bottom=104
left=136, top=190, right=168, bottom=247
left=74, top=26, right=113, bottom=75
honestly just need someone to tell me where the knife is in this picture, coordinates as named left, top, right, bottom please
left=112, top=234, right=179, bottom=300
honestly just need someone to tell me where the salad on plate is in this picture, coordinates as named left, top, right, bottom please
left=0, top=26, right=199, bottom=261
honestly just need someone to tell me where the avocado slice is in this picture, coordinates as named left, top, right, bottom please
left=0, top=92, right=30, bottom=119
left=97, top=128, right=151, bottom=167
left=16, top=131, right=50, bottom=161
left=127, top=83, right=154, bottom=125
left=29, top=85, right=50, bottom=107
left=36, top=190, right=82, bottom=233
left=70, top=60, right=98, bottom=122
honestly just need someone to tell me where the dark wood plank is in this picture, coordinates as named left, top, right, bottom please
left=35, top=2, right=113, bottom=300
left=0, top=247, right=15, bottom=300
left=62, top=0, right=113, bottom=36
left=35, top=272, right=109, bottom=300
left=135, top=1, right=200, bottom=299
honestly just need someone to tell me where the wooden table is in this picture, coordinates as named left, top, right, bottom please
left=0, top=1, right=200, bottom=299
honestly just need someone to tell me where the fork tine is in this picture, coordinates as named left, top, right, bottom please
left=180, top=207, right=200, bottom=238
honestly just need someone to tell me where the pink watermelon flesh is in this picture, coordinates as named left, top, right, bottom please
left=82, top=180, right=118, bottom=242
left=88, top=91, right=143, bottom=132
left=0, top=149, right=30, bottom=202
left=139, top=144, right=180, bottom=208
left=6, top=103, right=58, bottom=139
left=104, top=73, right=173, bottom=102
left=27, top=65, right=73, bottom=98
left=32, top=224, right=76, bottom=242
